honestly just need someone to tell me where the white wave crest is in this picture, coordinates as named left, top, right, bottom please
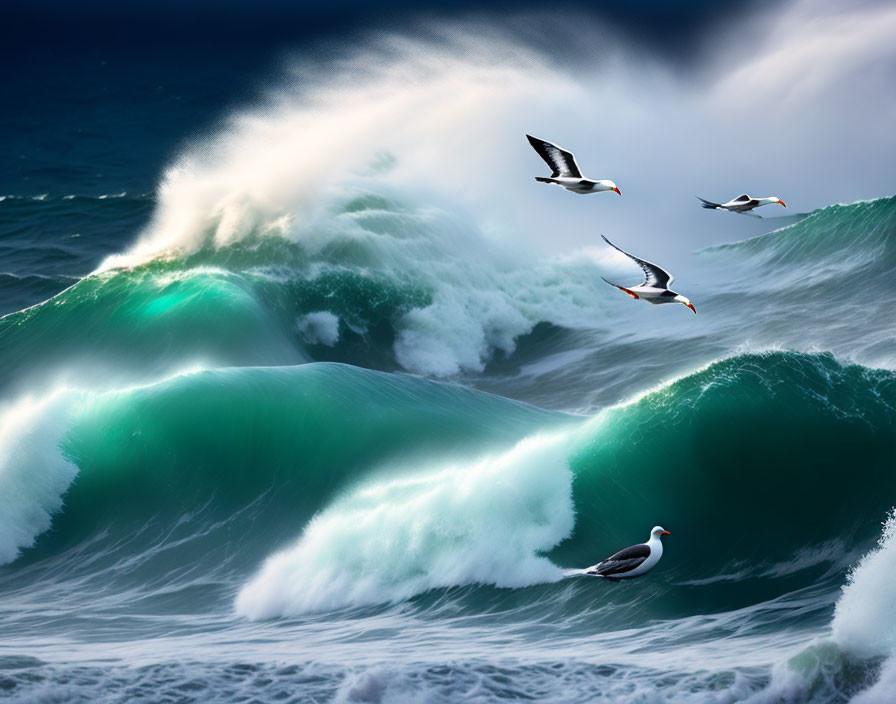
left=93, top=35, right=619, bottom=378
left=0, top=366, right=211, bottom=566
left=100, top=32, right=582, bottom=269
left=0, top=391, right=79, bottom=565
left=235, top=431, right=575, bottom=618
left=832, top=508, right=896, bottom=659
left=749, top=509, right=896, bottom=703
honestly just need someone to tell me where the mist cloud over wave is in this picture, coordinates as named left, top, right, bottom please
left=104, top=0, right=896, bottom=274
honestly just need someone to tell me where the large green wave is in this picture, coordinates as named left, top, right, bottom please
left=230, top=350, right=896, bottom=618
left=3, top=363, right=565, bottom=569
left=4, top=351, right=894, bottom=622
left=561, top=351, right=896, bottom=618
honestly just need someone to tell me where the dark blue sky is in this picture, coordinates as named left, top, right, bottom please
left=2, top=0, right=763, bottom=198
left=6, top=1, right=763, bottom=58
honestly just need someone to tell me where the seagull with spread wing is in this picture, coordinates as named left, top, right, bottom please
left=526, top=134, right=620, bottom=196
left=601, top=235, right=696, bottom=314
left=697, top=194, right=786, bottom=217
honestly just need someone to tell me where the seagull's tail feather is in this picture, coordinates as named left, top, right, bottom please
left=696, top=196, right=722, bottom=209
left=563, top=567, right=608, bottom=578
left=602, top=277, right=640, bottom=300
left=535, top=176, right=558, bottom=184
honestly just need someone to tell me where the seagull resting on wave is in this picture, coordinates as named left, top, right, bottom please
left=584, top=526, right=670, bottom=580
left=526, top=134, right=620, bottom=196
left=697, top=194, right=786, bottom=217
left=601, top=235, right=696, bottom=314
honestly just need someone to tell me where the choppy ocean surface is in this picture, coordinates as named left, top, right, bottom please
left=4, top=18, right=896, bottom=704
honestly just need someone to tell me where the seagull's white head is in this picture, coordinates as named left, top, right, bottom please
left=763, top=197, right=786, bottom=207
left=596, top=180, right=621, bottom=196
left=674, top=295, right=696, bottom=314
left=650, top=526, right=671, bottom=540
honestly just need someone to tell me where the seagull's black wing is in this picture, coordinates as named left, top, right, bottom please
left=601, top=235, right=674, bottom=289
left=586, top=544, right=650, bottom=577
left=729, top=196, right=761, bottom=213
left=526, top=134, right=582, bottom=178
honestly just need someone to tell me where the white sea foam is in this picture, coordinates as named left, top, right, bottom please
left=297, top=311, right=341, bottom=346
left=850, top=655, right=896, bottom=704
left=0, top=365, right=211, bottom=566
left=0, top=391, right=79, bottom=565
left=235, top=431, right=575, bottom=618
left=746, top=509, right=896, bottom=703
left=288, top=188, right=612, bottom=375
left=832, top=508, right=896, bottom=659
left=279, top=186, right=616, bottom=376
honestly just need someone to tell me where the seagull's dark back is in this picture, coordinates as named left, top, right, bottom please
left=589, top=543, right=650, bottom=577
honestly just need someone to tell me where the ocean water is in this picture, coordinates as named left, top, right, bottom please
left=4, top=12, right=896, bottom=704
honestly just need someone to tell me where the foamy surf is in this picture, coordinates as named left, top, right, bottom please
left=235, top=432, right=576, bottom=618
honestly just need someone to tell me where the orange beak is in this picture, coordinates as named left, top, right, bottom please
left=613, top=187, right=621, bottom=196
left=661, top=530, right=671, bottom=535
left=685, top=302, right=696, bottom=314
left=778, top=199, right=786, bottom=207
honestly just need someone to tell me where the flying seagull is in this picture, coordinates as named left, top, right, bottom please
left=526, top=134, right=620, bottom=196
left=601, top=235, right=696, bottom=314
left=584, top=526, right=671, bottom=580
left=697, top=194, right=786, bottom=217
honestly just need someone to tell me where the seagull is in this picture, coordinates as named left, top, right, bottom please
left=697, top=194, right=786, bottom=217
left=600, top=235, right=696, bottom=314
left=526, top=134, right=620, bottom=196
left=584, top=526, right=671, bottom=580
